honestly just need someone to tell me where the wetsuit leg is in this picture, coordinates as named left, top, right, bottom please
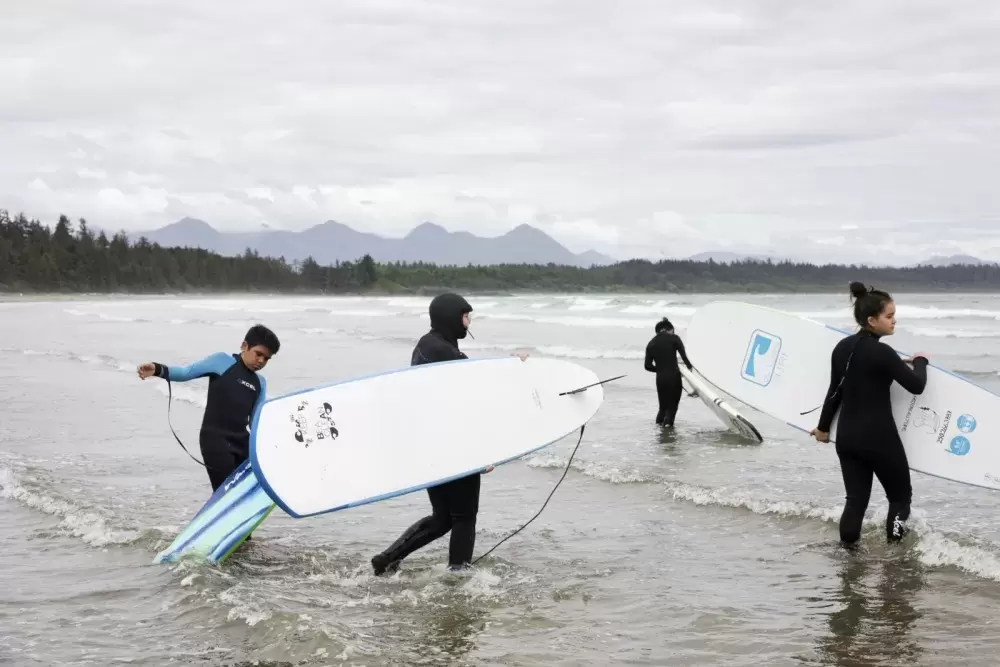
left=873, top=445, right=912, bottom=543
left=656, top=373, right=683, bottom=427
left=444, top=473, right=480, bottom=569
left=371, top=483, right=453, bottom=575
left=199, top=433, right=241, bottom=491
left=837, top=450, right=874, bottom=546
left=654, top=378, right=667, bottom=425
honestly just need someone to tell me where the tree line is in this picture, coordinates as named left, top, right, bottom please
left=3, top=209, right=1000, bottom=294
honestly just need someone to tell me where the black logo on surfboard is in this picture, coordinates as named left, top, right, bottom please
left=289, top=400, right=339, bottom=447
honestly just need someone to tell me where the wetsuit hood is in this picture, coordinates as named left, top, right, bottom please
left=428, top=292, right=473, bottom=344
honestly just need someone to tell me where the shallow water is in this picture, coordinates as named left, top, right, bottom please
left=2, top=291, right=1000, bottom=665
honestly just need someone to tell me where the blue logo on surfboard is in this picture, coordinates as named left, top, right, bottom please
left=741, top=330, right=782, bottom=386
left=956, top=414, right=977, bottom=433
left=948, top=435, right=971, bottom=456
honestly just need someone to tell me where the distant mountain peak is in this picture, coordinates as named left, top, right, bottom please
left=405, top=221, right=450, bottom=239
left=169, top=217, right=215, bottom=230
left=314, top=219, right=350, bottom=230
left=505, top=223, right=547, bottom=238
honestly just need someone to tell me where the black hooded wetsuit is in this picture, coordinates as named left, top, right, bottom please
left=816, top=330, right=928, bottom=546
left=151, top=352, right=267, bottom=491
left=372, top=293, right=479, bottom=574
left=644, top=331, right=692, bottom=426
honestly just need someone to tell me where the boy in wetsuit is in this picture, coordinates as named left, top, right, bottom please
left=644, top=317, right=693, bottom=427
left=137, top=324, right=280, bottom=492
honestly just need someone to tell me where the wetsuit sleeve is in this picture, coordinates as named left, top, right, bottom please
left=674, top=335, right=693, bottom=370
left=644, top=339, right=657, bottom=372
left=883, top=346, right=929, bottom=395
left=153, top=352, right=234, bottom=382
left=816, top=350, right=843, bottom=433
left=255, top=374, right=268, bottom=411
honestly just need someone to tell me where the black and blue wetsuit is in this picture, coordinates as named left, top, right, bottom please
left=152, top=352, right=268, bottom=490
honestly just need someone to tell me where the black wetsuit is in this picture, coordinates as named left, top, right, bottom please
left=372, top=293, right=479, bottom=574
left=816, top=330, right=928, bottom=546
left=644, top=331, right=692, bottom=426
left=152, top=352, right=267, bottom=491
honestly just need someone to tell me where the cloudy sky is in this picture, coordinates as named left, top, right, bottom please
left=4, top=0, right=1000, bottom=265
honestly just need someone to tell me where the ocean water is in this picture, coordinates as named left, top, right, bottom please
left=2, top=291, right=1000, bottom=666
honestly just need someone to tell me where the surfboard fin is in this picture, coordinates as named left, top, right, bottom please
left=559, top=374, right=626, bottom=396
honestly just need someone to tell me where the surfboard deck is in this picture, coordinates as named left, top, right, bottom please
left=153, top=459, right=276, bottom=565
left=679, top=364, right=763, bottom=443
left=250, top=356, right=607, bottom=518
left=684, top=300, right=1000, bottom=490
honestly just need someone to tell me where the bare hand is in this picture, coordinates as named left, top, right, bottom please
left=484, top=465, right=495, bottom=473
left=512, top=352, right=529, bottom=361
left=906, top=351, right=929, bottom=363
left=810, top=428, right=829, bottom=443
left=137, top=362, right=156, bottom=380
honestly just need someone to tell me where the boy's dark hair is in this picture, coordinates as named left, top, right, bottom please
left=245, top=324, right=280, bottom=354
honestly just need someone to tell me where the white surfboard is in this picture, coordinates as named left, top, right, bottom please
left=249, top=356, right=608, bottom=518
left=684, top=300, right=1000, bottom=490
left=679, top=364, right=763, bottom=443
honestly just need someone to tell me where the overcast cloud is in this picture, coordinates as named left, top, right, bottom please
left=3, top=0, right=1000, bottom=264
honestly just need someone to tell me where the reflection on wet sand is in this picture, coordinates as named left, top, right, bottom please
left=817, top=554, right=924, bottom=666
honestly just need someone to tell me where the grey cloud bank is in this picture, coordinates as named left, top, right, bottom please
left=3, top=0, right=1000, bottom=265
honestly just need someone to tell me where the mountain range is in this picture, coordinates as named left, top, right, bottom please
left=915, top=254, right=998, bottom=267
left=129, top=218, right=997, bottom=269
left=684, top=251, right=999, bottom=268
left=138, top=218, right=615, bottom=268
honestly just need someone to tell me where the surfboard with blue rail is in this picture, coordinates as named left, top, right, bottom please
left=153, top=458, right=275, bottom=565
left=250, top=356, right=609, bottom=519
left=684, top=300, right=1000, bottom=491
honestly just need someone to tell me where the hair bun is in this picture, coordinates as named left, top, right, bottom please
left=849, top=281, right=868, bottom=299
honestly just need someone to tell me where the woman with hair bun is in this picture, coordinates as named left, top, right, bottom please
left=811, top=282, right=929, bottom=549
left=644, top=317, right=693, bottom=427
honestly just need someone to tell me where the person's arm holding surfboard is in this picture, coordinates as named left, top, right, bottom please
left=673, top=334, right=693, bottom=370
left=812, top=353, right=843, bottom=443
left=136, top=352, right=234, bottom=382
left=885, top=346, right=929, bottom=395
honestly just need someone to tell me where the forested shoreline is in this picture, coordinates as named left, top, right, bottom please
left=3, top=209, right=1000, bottom=295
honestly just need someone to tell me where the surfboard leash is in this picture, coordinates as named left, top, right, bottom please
left=164, top=379, right=233, bottom=475
left=470, top=372, right=623, bottom=565
left=471, top=424, right=586, bottom=566
left=799, top=334, right=863, bottom=417
left=558, top=374, right=626, bottom=396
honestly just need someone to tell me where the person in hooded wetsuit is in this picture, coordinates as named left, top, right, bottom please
left=371, top=292, right=493, bottom=575
left=137, top=324, right=280, bottom=492
left=644, top=317, right=693, bottom=427
left=811, top=282, right=928, bottom=549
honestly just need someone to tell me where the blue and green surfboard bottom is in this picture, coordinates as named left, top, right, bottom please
left=153, top=458, right=276, bottom=565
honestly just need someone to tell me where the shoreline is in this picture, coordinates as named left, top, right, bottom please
left=5, top=287, right=1000, bottom=303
